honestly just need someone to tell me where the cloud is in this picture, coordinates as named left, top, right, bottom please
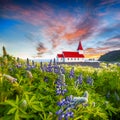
left=102, top=35, right=120, bottom=50
left=36, top=42, right=48, bottom=57
left=1, top=0, right=120, bottom=58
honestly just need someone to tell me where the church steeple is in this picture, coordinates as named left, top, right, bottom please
left=77, top=41, right=84, bottom=54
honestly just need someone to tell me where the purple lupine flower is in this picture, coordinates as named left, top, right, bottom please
left=46, top=66, right=53, bottom=72
left=48, top=59, right=52, bottom=66
left=17, top=64, right=22, bottom=68
left=75, top=74, right=83, bottom=87
left=69, top=67, right=74, bottom=78
left=86, top=77, right=94, bottom=85
left=62, top=89, right=67, bottom=95
left=65, top=111, right=74, bottom=119
left=43, top=64, right=47, bottom=71
left=31, top=60, right=35, bottom=68
left=54, top=65, right=59, bottom=73
left=26, top=65, right=31, bottom=70
left=60, top=66, right=65, bottom=74
left=56, top=109, right=63, bottom=115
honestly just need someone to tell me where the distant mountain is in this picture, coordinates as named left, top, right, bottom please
left=98, top=50, right=120, bottom=62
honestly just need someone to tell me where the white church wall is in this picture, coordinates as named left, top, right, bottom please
left=64, top=58, right=84, bottom=62
left=57, top=57, right=63, bottom=62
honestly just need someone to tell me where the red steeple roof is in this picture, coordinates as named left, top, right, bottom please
left=77, top=41, right=83, bottom=50
left=57, top=54, right=63, bottom=58
left=63, top=51, right=84, bottom=58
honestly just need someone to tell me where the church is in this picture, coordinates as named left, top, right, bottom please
left=57, top=41, right=85, bottom=62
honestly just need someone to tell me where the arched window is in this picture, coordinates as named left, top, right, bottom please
left=68, top=58, right=69, bottom=60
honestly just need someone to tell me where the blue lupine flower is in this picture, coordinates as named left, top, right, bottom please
left=16, top=64, right=22, bottom=68
left=60, top=66, right=65, bottom=74
left=69, top=67, right=74, bottom=78
left=54, top=65, right=60, bottom=73
left=43, top=64, right=47, bottom=71
left=75, top=74, right=83, bottom=87
left=86, top=77, right=94, bottom=85
left=26, top=65, right=32, bottom=70
left=46, top=66, right=53, bottom=72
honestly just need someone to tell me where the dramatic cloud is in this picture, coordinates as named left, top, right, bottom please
left=36, top=42, right=48, bottom=57
left=0, top=0, right=120, bottom=58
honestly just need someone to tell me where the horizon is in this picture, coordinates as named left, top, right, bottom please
left=0, top=0, right=120, bottom=59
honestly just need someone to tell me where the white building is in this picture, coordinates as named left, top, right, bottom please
left=57, top=41, right=85, bottom=62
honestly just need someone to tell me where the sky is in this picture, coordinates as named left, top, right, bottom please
left=0, top=0, right=120, bottom=59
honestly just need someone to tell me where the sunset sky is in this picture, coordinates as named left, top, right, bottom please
left=0, top=0, right=120, bottom=59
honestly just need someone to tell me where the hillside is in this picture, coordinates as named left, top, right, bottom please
left=99, top=50, right=120, bottom=62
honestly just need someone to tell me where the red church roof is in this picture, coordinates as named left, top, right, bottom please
left=77, top=41, right=83, bottom=50
left=63, top=51, right=84, bottom=58
left=57, top=54, right=63, bottom=58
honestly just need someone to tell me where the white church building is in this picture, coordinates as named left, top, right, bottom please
left=57, top=41, right=85, bottom=62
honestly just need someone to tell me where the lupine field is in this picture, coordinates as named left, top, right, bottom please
left=0, top=51, right=120, bottom=120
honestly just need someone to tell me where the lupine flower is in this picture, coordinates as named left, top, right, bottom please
left=56, top=95, right=74, bottom=120
left=16, top=64, right=22, bottom=68
left=75, top=74, right=83, bottom=87
left=46, top=65, right=53, bottom=72
left=54, top=65, right=60, bottom=73
left=55, top=74, right=67, bottom=95
left=31, top=60, right=35, bottom=68
left=43, top=64, right=47, bottom=72
left=56, top=91, right=89, bottom=119
left=48, top=59, right=52, bottom=66
left=73, top=91, right=89, bottom=106
left=3, top=74, right=17, bottom=83
left=26, top=65, right=32, bottom=70
left=86, top=77, right=94, bottom=85
left=69, top=67, right=74, bottom=78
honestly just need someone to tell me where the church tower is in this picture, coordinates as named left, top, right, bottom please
left=77, top=41, right=84, bottom=54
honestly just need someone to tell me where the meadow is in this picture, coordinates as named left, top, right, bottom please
left=0, top=54, right=120, bottom=120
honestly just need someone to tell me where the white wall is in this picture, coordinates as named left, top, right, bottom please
left=57, top=57, right=64, bottom=62
left=64, top=58, right=84, bottom=62
left=77, top=50, right=84, bottom=54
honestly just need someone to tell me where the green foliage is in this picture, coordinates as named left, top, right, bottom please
left=0, top=55, right=120, bottom=120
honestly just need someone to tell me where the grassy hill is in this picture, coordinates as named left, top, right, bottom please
left=99, top=50, right=120, bottom=62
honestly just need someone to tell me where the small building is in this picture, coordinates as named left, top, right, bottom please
left=57, top=41, right=85, bottom=62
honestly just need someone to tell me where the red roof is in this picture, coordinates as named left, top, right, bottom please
left=63, top=51, right=84, bottom=58
left=57, top=54, right=63, bottom=58
left=77, top=41, right=83, bottom=50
